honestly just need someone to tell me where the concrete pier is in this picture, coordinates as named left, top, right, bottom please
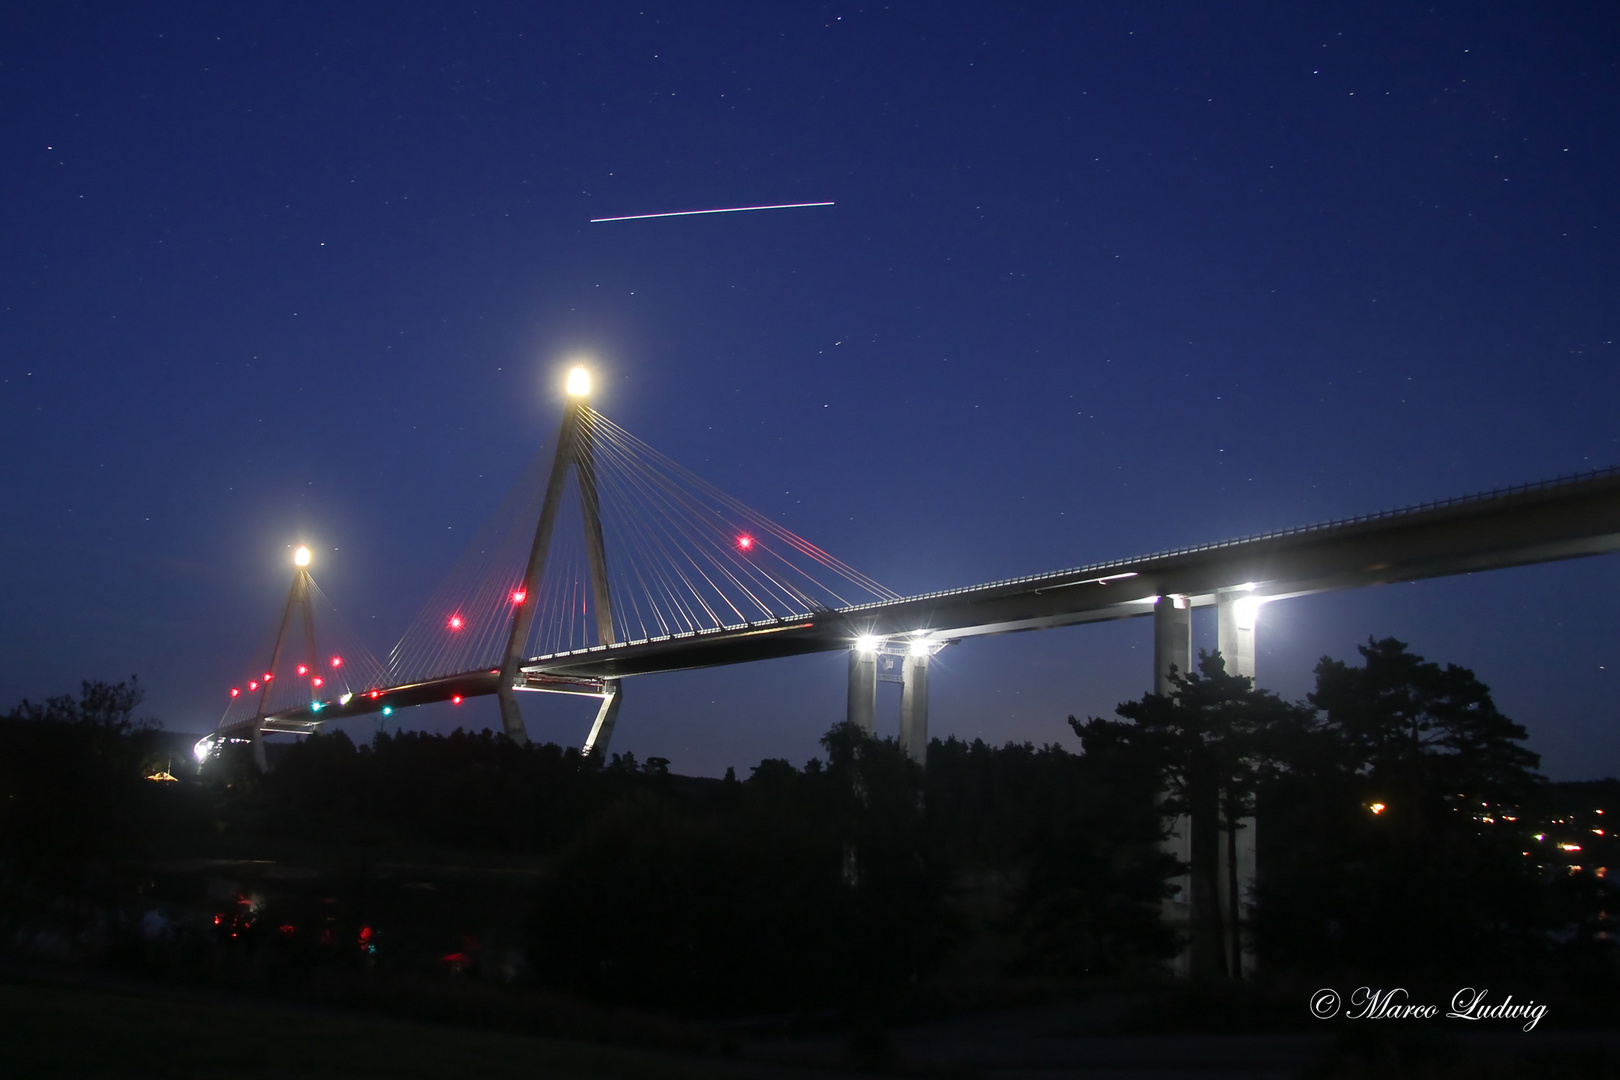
left=1216, top=592, right=1258, bottom=979
left=899, top=650, right=929, bottom=764
left=847, top=647, right=877, bottom=734
left=1153, top=595, right=1192, bottom=694
left=1153, top=596, right=1194, bottom=976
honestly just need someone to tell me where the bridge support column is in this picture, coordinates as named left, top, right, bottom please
left=582, top=679, right=622, bottom=759
left=1153, top=594, right=1192, bottom=694
left=1216, top=596, right=1256, bottom=681
left=847, top=648, right=877, bottom=735
left=899, top=651, right=929, bottom=765
left=1154, top=595, right=1194, bottom=978
left=496, top=686, right=531, bottom=745
left=1216, top=594, right=1259, bottom=979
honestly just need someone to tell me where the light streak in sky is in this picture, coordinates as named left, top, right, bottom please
left=590, top=201, right=834, bottom=223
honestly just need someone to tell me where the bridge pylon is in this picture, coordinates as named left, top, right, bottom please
left=247, top=546, right=319, bottom=770
left=497, top=367, right=620, bottom=750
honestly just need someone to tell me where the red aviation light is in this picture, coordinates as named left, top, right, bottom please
left=368, top=690, right=380, bottom=700
left=448, top=614, right=465, bottom=631
left=451, top=695, right=463, bottom=705
left=312, top=677, right=324, bottom=688
left=296, top=664, right=308, bottom=676
left=263, top=673, right=274, bottom=682
left=230, top=688, right=240, bottom=698
left=330, top=656, right=343, bottom=668
left=249, top=681, right=259, bottom=691
left=736, top=534, right=754, bottom=551
left=510, top=588, right=526, bottom=604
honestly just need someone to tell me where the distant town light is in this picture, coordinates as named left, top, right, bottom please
left=1369, top=802, right=1386, bottom=815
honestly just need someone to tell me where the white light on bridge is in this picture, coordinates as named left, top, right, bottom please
left=1234, top=596, right=1261, bottom=631
left=855, top=635, right=881, bottom=654
left=566, top=365, right=592, bottom=396
left=294, top=545, right=311, bottom=567
left=908, top=638, right=932, bottom=657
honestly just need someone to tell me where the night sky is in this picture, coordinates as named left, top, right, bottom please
left=3, top=3, right=1617, bottom=779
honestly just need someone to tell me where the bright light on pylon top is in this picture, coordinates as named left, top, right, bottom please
left=294, top=545, right=311, bottom=567
left=565, top=365, right=591, bottom=396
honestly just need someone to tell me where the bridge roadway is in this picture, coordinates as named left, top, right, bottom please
left=255, top=467, right=1620, bottom=734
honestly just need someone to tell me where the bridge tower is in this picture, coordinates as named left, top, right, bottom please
left=498, top=366, right=622, bottom=752
left=248, top=545, right=320, bottom=770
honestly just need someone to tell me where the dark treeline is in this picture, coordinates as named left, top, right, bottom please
left=210, top=716, right=1170, bottom=1015
left=1, top=638, right=1615, bottom=1024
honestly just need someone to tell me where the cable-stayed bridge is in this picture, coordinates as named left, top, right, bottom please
left=208, top=368, right=1620, bottom=769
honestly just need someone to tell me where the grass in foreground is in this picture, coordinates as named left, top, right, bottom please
left=0, top=979, right=735, bottom=1080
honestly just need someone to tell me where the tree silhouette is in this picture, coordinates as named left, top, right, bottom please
left=1261, top=638, right=1548, bottom=973
left=1073, top=652, right=1308, bottom=979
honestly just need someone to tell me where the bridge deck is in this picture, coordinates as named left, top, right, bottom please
left=250, top=468, right=1620, bottom=733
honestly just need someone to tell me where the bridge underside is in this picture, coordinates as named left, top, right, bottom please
left=240, top=468, right=1620, bottom=735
